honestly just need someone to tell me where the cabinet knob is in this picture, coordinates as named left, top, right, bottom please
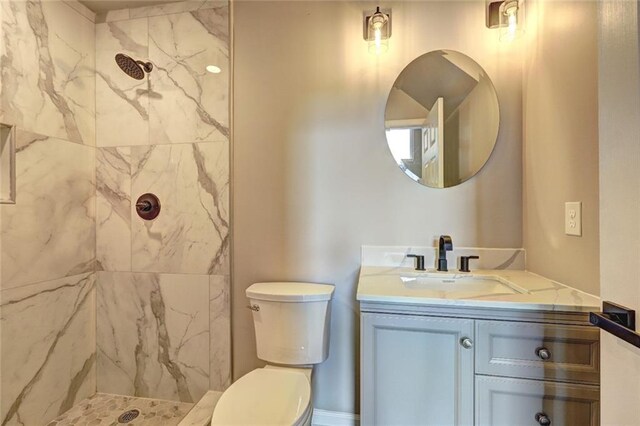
left=536, top=347, right=551, bottom=360
left=535, top=412, right=551, bottom=425
left=460, top=337, right=473, bottom=349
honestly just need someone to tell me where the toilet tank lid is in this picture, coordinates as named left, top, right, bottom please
left=247, top=282, right=335, bottom=302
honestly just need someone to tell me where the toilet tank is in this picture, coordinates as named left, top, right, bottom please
left=246, top=282, right=335, bottom=365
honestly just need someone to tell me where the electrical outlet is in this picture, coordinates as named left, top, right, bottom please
left=565, top=202, right=582, bottom=236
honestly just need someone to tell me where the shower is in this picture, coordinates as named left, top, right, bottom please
left=115, top=53, right=153, bottom=80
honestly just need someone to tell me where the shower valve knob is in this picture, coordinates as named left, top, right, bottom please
left=136, top=193, right=161, bottom=220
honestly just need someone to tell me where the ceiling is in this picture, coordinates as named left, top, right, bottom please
left=79, top=0, right=184, bottom=13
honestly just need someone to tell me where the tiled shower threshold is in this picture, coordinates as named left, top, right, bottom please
left=46, top=391, right=221, bottom=426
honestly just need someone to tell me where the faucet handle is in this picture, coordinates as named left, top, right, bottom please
left=406, top=254, right=426, bottom=271
left=459, top=255, right=480, bottom=273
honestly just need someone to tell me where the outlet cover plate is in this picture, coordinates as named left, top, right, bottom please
left=565, top=202, right=582, bottom=236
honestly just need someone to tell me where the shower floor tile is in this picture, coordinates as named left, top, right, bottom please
left=46, top=393, right=194, bottom=426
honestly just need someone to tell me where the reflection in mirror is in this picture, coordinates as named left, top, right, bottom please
left=0, top=123, right=16, bottom=204
left=385, top=50, right=500, bottom=188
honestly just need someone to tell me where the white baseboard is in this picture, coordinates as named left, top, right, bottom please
left=312, top=409, right=360, bottom=426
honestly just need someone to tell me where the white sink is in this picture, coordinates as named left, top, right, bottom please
left=400, top=273, right=528, bottom=299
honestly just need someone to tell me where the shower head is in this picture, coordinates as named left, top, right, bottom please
left=115, top=53, right=153, bottom=80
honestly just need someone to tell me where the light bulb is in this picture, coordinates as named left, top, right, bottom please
left=507, top=10, right=517, bottom=37
left=374, top=28, right=382, bottom=52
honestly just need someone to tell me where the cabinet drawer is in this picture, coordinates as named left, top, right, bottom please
left=476, top=320, right=599, bottom=384
left=476, top=376, right=599, bottom=426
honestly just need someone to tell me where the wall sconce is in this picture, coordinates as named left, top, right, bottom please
left=486, top=0, right=524, bottom=41
left=363, top=7, right=391, bottom=54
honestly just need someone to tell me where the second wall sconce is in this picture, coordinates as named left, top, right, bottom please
left=486, top=0, right=524, bottom=41
left=363, top=7, right=392, bottom=55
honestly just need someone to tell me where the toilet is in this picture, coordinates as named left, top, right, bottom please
left=211, top=281, right=335, bottom=426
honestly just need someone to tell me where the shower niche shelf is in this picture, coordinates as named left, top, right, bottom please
left=0, top=123, right=15, bottom=204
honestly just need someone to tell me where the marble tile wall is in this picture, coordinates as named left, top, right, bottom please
left=95, top=5, right=230, bottom=275
left=94, top=1, right=231, bottom=404
left=96, top=147, right=131, bottom=272
left=0, top=0, right=96, bottom=146
left=1, top=130, right=96, bottom=289
left=95, top=1, right=229, bottom=147
left=147, top=6, right=229, bottom=145
left=1, top=273, right=96, bottom=425
left=96, top=273, right=230, bottom=402
left=209, top=275, right=231, bottom=391
left=97, top=142, right=230, bottom=276
left=96, top=272, right=210, bottom=402
left=1, top=2, right=97, bottom=424
left=1, top=0, right=231, bottom=415
left=130, top=143, right=229, bottom=275
left=361, top=245, right=526, bottom=270
left=95, top=17, right=149, bottom=148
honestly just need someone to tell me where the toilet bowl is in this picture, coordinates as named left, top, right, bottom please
left=211, top=367, right=313, bottom=426
left=211, top=282, right=334, bottom=426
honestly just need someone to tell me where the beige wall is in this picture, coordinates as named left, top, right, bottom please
left=523, top=0, right=599, bottom=295
left=233, top=1, right=523, bottom=413
left=598, top=0, right=640, bottom=423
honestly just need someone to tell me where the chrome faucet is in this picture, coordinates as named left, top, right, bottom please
left=437, top=235, right=453, bottom=271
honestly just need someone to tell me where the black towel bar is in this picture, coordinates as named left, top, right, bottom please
left=590, top=301, right=640, bottom=349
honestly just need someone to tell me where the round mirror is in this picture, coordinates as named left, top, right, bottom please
left=385, top=50, right=500, bottom=188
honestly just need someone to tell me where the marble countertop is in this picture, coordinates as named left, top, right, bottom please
left=357, top=266, right=601, bottom=313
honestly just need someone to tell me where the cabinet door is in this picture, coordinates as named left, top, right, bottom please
left=361, top=313, right=474, bottom=426
left=476, top=376, right=600, bottom=426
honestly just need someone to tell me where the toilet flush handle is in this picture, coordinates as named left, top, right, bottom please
left=246, top=304, right=260, bottom=312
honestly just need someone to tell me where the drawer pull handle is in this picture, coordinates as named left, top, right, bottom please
left=535, top=412, right=551, bottom=425
left=460, top=337, right=473, bottom=349
left=536, top=347, right=551, bottom=360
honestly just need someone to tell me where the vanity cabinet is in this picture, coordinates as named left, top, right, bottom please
left=361, top=313, right=474, bottom=426
left=360, top=311, right=600, bottom=426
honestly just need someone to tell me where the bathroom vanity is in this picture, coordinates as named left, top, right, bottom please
left=357, top=260, right=601, bottom=426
